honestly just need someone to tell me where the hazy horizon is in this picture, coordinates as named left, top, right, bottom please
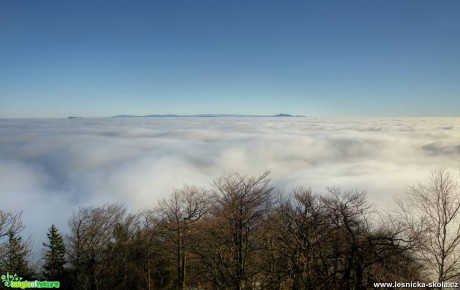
left=3, top=114, right=460, bottom=120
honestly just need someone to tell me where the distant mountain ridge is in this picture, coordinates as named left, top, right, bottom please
left=112, top=113, right=305, bottom=118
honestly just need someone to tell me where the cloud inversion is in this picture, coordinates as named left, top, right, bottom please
left=0, top=117, right=459, bottom=249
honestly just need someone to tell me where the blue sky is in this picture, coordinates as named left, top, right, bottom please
left=1, top=0, right=459, bottom=117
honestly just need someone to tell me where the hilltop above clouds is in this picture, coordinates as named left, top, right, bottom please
left=112, top=113, right=306, bottom=118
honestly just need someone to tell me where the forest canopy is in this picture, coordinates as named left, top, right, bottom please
left=1, top=166, right=459, bottom=290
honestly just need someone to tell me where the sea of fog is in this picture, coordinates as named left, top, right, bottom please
left=1, top=117, right=459, bottom=253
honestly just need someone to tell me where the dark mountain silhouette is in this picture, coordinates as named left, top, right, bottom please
left=112, top=113, right=305, bottom=118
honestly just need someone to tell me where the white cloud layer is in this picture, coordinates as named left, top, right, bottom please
left=1, top=117, right=459, bottom=251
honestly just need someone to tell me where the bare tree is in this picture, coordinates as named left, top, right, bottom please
left=0, top=211, right=33, bottom=277
left=320, top=187, right=374, bottom=290
left=257, top=186, right=420, bottom=290
left=0, top=210, right=24, bottom=243
left=255, top=192, right=293, bottom=289
left=67, top=203, right=127, bottom=290
left=191, top=171, right=274, bottom=290
left=154, top=185, right=210, bottom=290
left=319, top=187, right=417, bottom=289
left=264, top=187, right=329, bottom=289
left=141, top=210, right=173, bottom=290
left=396, top=165, right=460, bottom=283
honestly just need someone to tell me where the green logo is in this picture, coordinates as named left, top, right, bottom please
left=1, top=273, right=60, bottom=289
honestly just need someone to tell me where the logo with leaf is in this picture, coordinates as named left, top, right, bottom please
left=1, top=273, right=22, bottom=288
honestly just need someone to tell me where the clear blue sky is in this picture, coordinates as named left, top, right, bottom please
left=1, top=0, right=459, bottom=117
